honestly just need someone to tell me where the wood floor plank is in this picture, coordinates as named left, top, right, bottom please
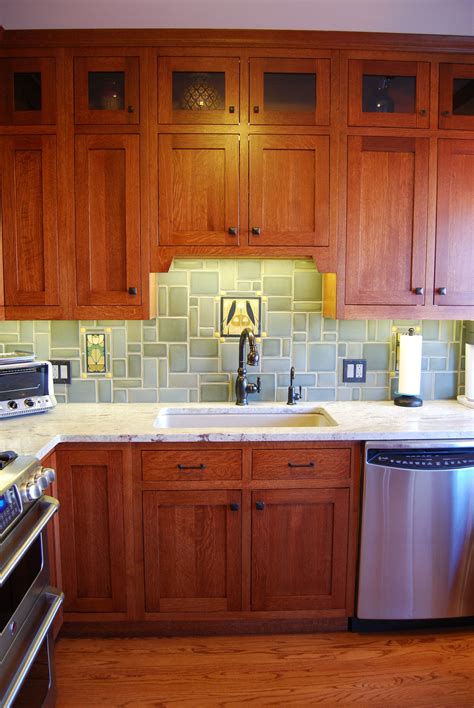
left=55, top=630, right=474, bottom=707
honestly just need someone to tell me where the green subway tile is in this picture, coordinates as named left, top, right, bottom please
left=267, top=313, right=291, bottom=337
left=448, top=343, right=460, bottom=370
left=352, top=388, right=361, bottom=401
left=128, top=355, right=142, bottom=378
left=190, top=308, right=198, bottom=337
left=189, top=359, right=219, bottom=373
left=159, top=389, right=189, bottom=402
left=143, top=343, right=167, bottom=358
left=113, top=360, right=126, bottom=377
left=113, top=390, right=128, bottom=403
left=361, top=388, right=388, bottom=401
left=347, top=343, right=363, bottom=358
left=143, top=359, right=158, bottom=388
left=200, top=374, right=230, bottom=383
left=339, top=320, right=366, bottom=341
left=128, top=389, right=158, bottom=403
left=220, top=261, right=236, bottom=290
left=306, top=388, right=336, bottom=402
left=293, top=314, right=307, bottom=331
left=267, top=296, right=292, bottom=312
left=199, top=298, right=215, bottom=327
left=277, top=373, right=315, bottom=387
left=365, top=373, right=377, bottom=386
left=422, top=342, right=448, bottom=357
left=55, top=394, right=67, bottom=404
left=174, top=259, right=203, bottom=270
left=293, top=333, right=306, bottom=342
left=295, top=259, right=316, bottom=270
left=236, top=281, right=252, bottom=290
left=429, top=357, right=446, bottom=371
left=189, top=390, right=198, bottom=402
left=200, top=384, right=230, bottom=402
left=67, top=380, right=96, bottom=403
left=143, top=327, right=157, bottom=342
left=143, top=319, right=156, bottom=327
left=434, top=372, right=458, bottom=399
left=318, top=372, right=337, bottom=387
left=337, top=388, right=352, bottom=401
left=98, top=380, right=112, bottom=402
left=323, top=318, right=337, bottom=332
left=117, top=379, right=142, bottom=388
left=282, top=339, right=291, bottom=358
left=275, top=388, right=288, bottom=402
left=292, top=342, right=306, bottom=371
left=19, top=321, right=34, bottom=341
left=190, top=272, right=219, bottom=295
left=169, top=374, right=198, bottom=388
left=158, top=287, right=167, bottom=315
left=308, top=343, right=336, bottom=372
left=238, top=260, right=261, bottom=280
left=308, top=313, right=322, bottom=341
left=159, top=359, right=168, bottom=387
left=50, top=348, right=79, bottom=358
left=158, top=270, right=188, bottom=286
left=97, top=320, right=125, bottom=326
left=51, top=321, right=79, bottom=347
left=252, top=281, right=262, bottom=290
left=263, top=260, right=293, bottom=275
left=294, top=302, right=320, bottom=312
left=262, top=358, right=290, bottom=372
left=439, top=321, right=454, bottom=341
left=363, top=343, right=390, bottom=370
left=323, top=333, right=337, bottom=341
left=422, top=321, right=440, bottom=340
left=262, top=339, right=280, bottom=357
left=0, top=322, right=18, bottom=333
left=263, top=276, right=292, bottom=296
left=376, top=320, right=391, bottom=342
left=189, top=297, right=198, bottom=306
left=159, top=318, right=187, bottom=342
left=169, top=287, right=188, bottom=316
left=128, top=343, right=141, bottom=353
left=127, top=320, right=142, bottom=342
left=169, top=344, right=187, bottom=372
left=422, top=357, right=429, bottom=371
left=294, top=271, right=322, bottom=301
left=5, top=341, right=30, bottom=350
left=190, top=338, right=218, bottom=357
left=70, top=360, right=81, bottom=378
left=249, top=373, right=275, bottom=402
left=112, top=329, right=126, bottom=358
left=376, top=374, right=390, bottom=387
left=367, top=320, right=377, bottom=340
left=34, top=321, right=50, bottom=333
left=34, top=333, right=50, bottom=360
left=420, top=373, right=434, bottom=400
left=338, top=343, right=347, bottom=356
left=221, top=341, right=239, bottom=372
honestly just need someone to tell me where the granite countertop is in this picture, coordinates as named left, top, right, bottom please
left=0, top=400, right=472, bottom=459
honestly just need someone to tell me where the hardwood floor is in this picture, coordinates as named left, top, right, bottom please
left=55, top=630, right=474, bottom=706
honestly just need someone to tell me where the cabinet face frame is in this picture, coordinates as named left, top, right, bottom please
left=0, top=56, right=56, bottom=125
left=157, top=56, right=240, bottom=125
left=74, top=55, right=140, bottom=125
left=347, top=58, right=430, bottom=128
left=249, top=57, right=330, bottom=125
left=439, top=62, right=474, bottom=130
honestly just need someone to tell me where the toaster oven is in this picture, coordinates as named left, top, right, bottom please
left=0, top=361, right=57, bottom=418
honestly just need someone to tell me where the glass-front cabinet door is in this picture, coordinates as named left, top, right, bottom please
left=158, top=57, right=240, bottom=124
left=439, top=63, right=474, bottom=130
left=249, top=58, right=330, bottom=125
left=74, top=56, right=139, bottom=124
left=0, top=57, right=56, bottom=124
left=348, top=59, right=430, bottom=128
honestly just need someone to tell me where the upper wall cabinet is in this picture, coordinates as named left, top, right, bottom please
left=249, top=57, right=330, bottom=125
left=157, top=57, right=240, bottom=124
left=348, top=58, right=430, bottom=128
left=439, top=63, right=474, bottom=130
left=0, top=57, right=56, bottom=125
left=74, top=55, right=140, bottom=124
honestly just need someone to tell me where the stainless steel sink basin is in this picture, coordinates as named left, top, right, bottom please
left=154, top=406, right=338, bottom=429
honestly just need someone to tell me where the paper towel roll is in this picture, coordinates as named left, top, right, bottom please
left=398, top=333, right=422, bottom=395
left=466, top=344, right=474, bottom=402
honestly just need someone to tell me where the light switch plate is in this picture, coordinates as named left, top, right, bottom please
left=50, top=360, right=72, bottom=384
left=343, top=359, right=367, bottom=383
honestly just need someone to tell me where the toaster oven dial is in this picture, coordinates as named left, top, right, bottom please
left=24, top=398, right=35, bottom=408
left=7, top=400, right=18, bottom=410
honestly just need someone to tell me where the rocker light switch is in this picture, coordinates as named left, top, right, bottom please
left=50, top=360, right=72, bottom=384
left=343, top=359, right=367, bottom=383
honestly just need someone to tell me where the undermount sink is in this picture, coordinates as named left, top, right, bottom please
left=154, top=406, right=338, bottom=429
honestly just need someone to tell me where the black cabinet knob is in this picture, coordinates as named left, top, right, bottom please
left=414, top=287, right=424, bottom=295
left=127, top=105, right=135, bottom=113
left=128, top=287, right=138, bottom=295
left=441, top=110, right=451, bottom=117
left=255, top=501, right=265, bottom=511
left=228, top=227, right=237, bottom=236
left=229, top=105, right=235, bottom=114
left=230, top=502, right=240, bottom=512
left=251, top=227, right=261, bottom=235
left=419, top=109, right=427, bottom=116
left=438, top=287, right=447, bottom=296
left=253, top=106, right=259, bottom=113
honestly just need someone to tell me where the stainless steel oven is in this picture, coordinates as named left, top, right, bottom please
left=0, top=452, right=63, bottom=707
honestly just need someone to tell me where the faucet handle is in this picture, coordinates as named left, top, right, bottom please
left=256, top=376, right=261, bottom=393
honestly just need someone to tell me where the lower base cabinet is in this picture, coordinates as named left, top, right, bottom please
left=52, top=441, right=360, bottom=632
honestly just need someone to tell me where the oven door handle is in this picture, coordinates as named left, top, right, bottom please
left=0, top=496, right=59, bottom=586
left=3, top=589, right=64, bottom=708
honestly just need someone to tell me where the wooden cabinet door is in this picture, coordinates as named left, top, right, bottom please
left=158, top=133, right=239, bottom=246
left=75, top=133, right=142, bottom=307
left=0, top=135, right=60, bottom=309
left=249, top=134, right=329, bottom=247
left=55, top=449, right=127, bottom=614
left=74, top=55, right=139, bottom=124
left=0, top=57, right=56, bottom=125
left=249, top=57, right=330, bottom=125
left=435, top=139, right=474, bottom=307
left=348, top=59, right=430, bottom=128
left=345, top=135, right=429, bottom=306
left=158, top=57, right=240, bottom=125
left=439, top=63, right=474, bottom=130
left=143, top=490, right=242, bottom=613
left=251, top=488, right=350, bottom=611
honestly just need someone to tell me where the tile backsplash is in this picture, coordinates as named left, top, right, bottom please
left=0, top=259, right=465, bottom=404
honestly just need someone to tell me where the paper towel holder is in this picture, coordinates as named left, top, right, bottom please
left=394, top=327, right=423, bottom=408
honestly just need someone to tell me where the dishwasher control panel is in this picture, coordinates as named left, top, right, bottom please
left=367, top=449, right=474, bottom=470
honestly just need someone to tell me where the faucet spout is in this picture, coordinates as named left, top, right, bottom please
left=236, top=328, right=260, bottom=405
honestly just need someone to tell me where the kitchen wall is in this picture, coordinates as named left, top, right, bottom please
left=0, top=259, right=464, bottom=404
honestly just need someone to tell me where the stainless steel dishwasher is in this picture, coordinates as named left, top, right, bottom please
left=356, top=440, right=474, bottom=621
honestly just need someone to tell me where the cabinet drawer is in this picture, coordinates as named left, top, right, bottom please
left=252, top=448, right=351, bottom=481
left=142, top=450, right=242, bottom=481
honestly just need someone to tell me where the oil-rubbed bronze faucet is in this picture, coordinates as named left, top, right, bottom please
left=235, top=327, right=260, bottom=405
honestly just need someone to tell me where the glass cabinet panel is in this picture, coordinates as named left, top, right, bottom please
left=0, top=58, right=56, bottom=124
left=452, top=78, right=474, bottom=115
left=87, top=71, right=125, bottom=111
left=362, top=75, right=416, bottom=114
left=263, top=72, right=316, bottom=113
left=439, top=64, right=474, bottom=130
left=172, top=71, right=225, bottom=112
left=14, top=72, right=42, bottom=111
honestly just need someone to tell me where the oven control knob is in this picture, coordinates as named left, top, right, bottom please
left=34, top=472, right=49, bottom=490
left=20, top=481, right=42, bottom=502
left=7, top=400, right=18, bottom=410
left=42, top=467, right=56, bottom=484
left=24, top=398, right=35, bottom=408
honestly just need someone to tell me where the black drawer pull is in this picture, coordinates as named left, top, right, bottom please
left=128, top=287, right=138, bottom=295
left=255, top=501, right=265, bottom=510
left=287, top=461, right=315, bottom=469
left=127, top=105, right=135, bottom=113
left=229, top=105, right=235, bottom=114
left=177, top=463, right=206, bottom=471
left=230, top=503, right=240, bottom=512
